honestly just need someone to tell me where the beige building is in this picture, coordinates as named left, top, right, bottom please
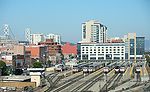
left=81, top=20, right=107, bottom=43
left=13, top=45, right=25, bottom=55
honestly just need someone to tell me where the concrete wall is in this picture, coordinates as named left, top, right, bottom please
left=31, top=76, right=40, bottom=87
left=0, top=82, right=36, bottom=88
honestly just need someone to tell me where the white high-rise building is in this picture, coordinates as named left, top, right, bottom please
left=46, top=34, right=61, bottom=44
left=30, top=33, right=44, bottom=45
left=82, top=20, right=107, bottom=43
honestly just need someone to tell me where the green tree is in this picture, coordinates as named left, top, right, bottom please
left=33, top=62, right=43, bottom=68
left=0, top=60, right=7, bottom=75
left=47, top=60, right=52, bottom=67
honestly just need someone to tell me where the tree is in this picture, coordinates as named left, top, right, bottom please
left=0, top=60, right=7, bottom=75
left=33, top=62, right=43, bottom=68
left=145, top=55, right=150, bottom=67
left=47, top=60, right=52, bottom=67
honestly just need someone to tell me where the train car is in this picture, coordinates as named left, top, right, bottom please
left=83, top=63, right=93, bottom=73
left=72, top=65, right=81, bottom=73
left=72, top=63, right=88, bottom=73
left=114, top=62, right=124, bottom=73
left=119, top=62, right=128, bottom=73
left=55, top=64, right=66, bottom=72
left=103, top=67, right=109, bottom=73
left=114, top=66, right=120, bottom=73
left=135, top=67, right=140, bottom=73
left=88, top=63, right=99, bottom=73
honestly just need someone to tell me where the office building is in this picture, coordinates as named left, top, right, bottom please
left=77, top=42, right=125, bottom=60
left=30, top=33, right=44, bottom=45
left=46, top=34, right=61, bottom=44
left=81, top=20, right=107, bottom=43
left=124, top=33, right=145, bottom=60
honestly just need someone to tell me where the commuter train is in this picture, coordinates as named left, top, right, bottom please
left=87, top=62, right=103, bottom=73
left=55, top=64, right=67, bottom=72
left=114, top=61, right=128, bottom=73
left=119, top=62, right=128, bottom=73
left=72, top=63, right=88, bottom=73
left=114, top=62, right=124, bottom=73
left=104, top=62, right=117, bottom=73
left=82, top=63, right=92, bottom=73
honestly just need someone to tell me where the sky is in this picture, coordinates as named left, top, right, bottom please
left=0, top=0, right=150, bottom=43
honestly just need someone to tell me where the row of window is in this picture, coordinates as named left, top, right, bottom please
left=82, top=46, right=124, bottom=49
left=90, top=54, right=124, bottom=56
left=82, top=49, right=124, bottom=52
left=82, top=51, right=124, bottom=54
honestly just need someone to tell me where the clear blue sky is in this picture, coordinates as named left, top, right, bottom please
left=0, top=0, right=150, bottom=43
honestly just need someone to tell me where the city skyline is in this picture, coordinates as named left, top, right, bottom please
left=0, top=0, right=150, bottom=43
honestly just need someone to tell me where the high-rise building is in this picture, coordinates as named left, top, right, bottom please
left=81, top=20, right=107, bottom=43
left=46, top=34, right=61, bottom=44
left=30, top=33, right=44, bottom=45
left=124, top=33, right=145, bottom=60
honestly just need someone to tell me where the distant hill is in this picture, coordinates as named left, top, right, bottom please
left=145, top=40, right=150, bottom=51
left=61, top=41, right=76, bottom=45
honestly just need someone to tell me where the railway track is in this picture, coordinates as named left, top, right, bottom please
left=100, top=73, right=118, bottom=92
left=71, top=72, right=103, bottom=92
left=51, top=74, right=85, bottom=92
left=58, top=68, right=103, bottom=92
left=146, top=66, right=150, bottom=79
left=80, top=74, right=104, bottom=91
left=108, top=73, right=123, bottom=91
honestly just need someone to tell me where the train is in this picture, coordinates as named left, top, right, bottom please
left=88, top=62, right=103, bottom=73
left=114, top=61, right=128, bottom=73
left=114, top=62, right=124, bottom=73
left=55, top=64, right=67, bottom=72
left=104, top=62, right=117, bottom=73
left=73, top=62, right=104, bottom=73
left=72, top=63, right=88, bottom=73
left=82, top=62, right=103, bottom=73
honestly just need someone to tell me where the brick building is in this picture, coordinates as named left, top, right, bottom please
left=25, top=45, right=47, bottom=65
left=38, top=39, right=62, bottom=64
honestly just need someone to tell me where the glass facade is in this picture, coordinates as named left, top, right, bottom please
left=130, top=39, right=135, bottom=55
left=77, top=43, right=81, bottom=60
left=83, top=25, right=86, bottom=39
left=136, top=37, right=145, bottom=55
